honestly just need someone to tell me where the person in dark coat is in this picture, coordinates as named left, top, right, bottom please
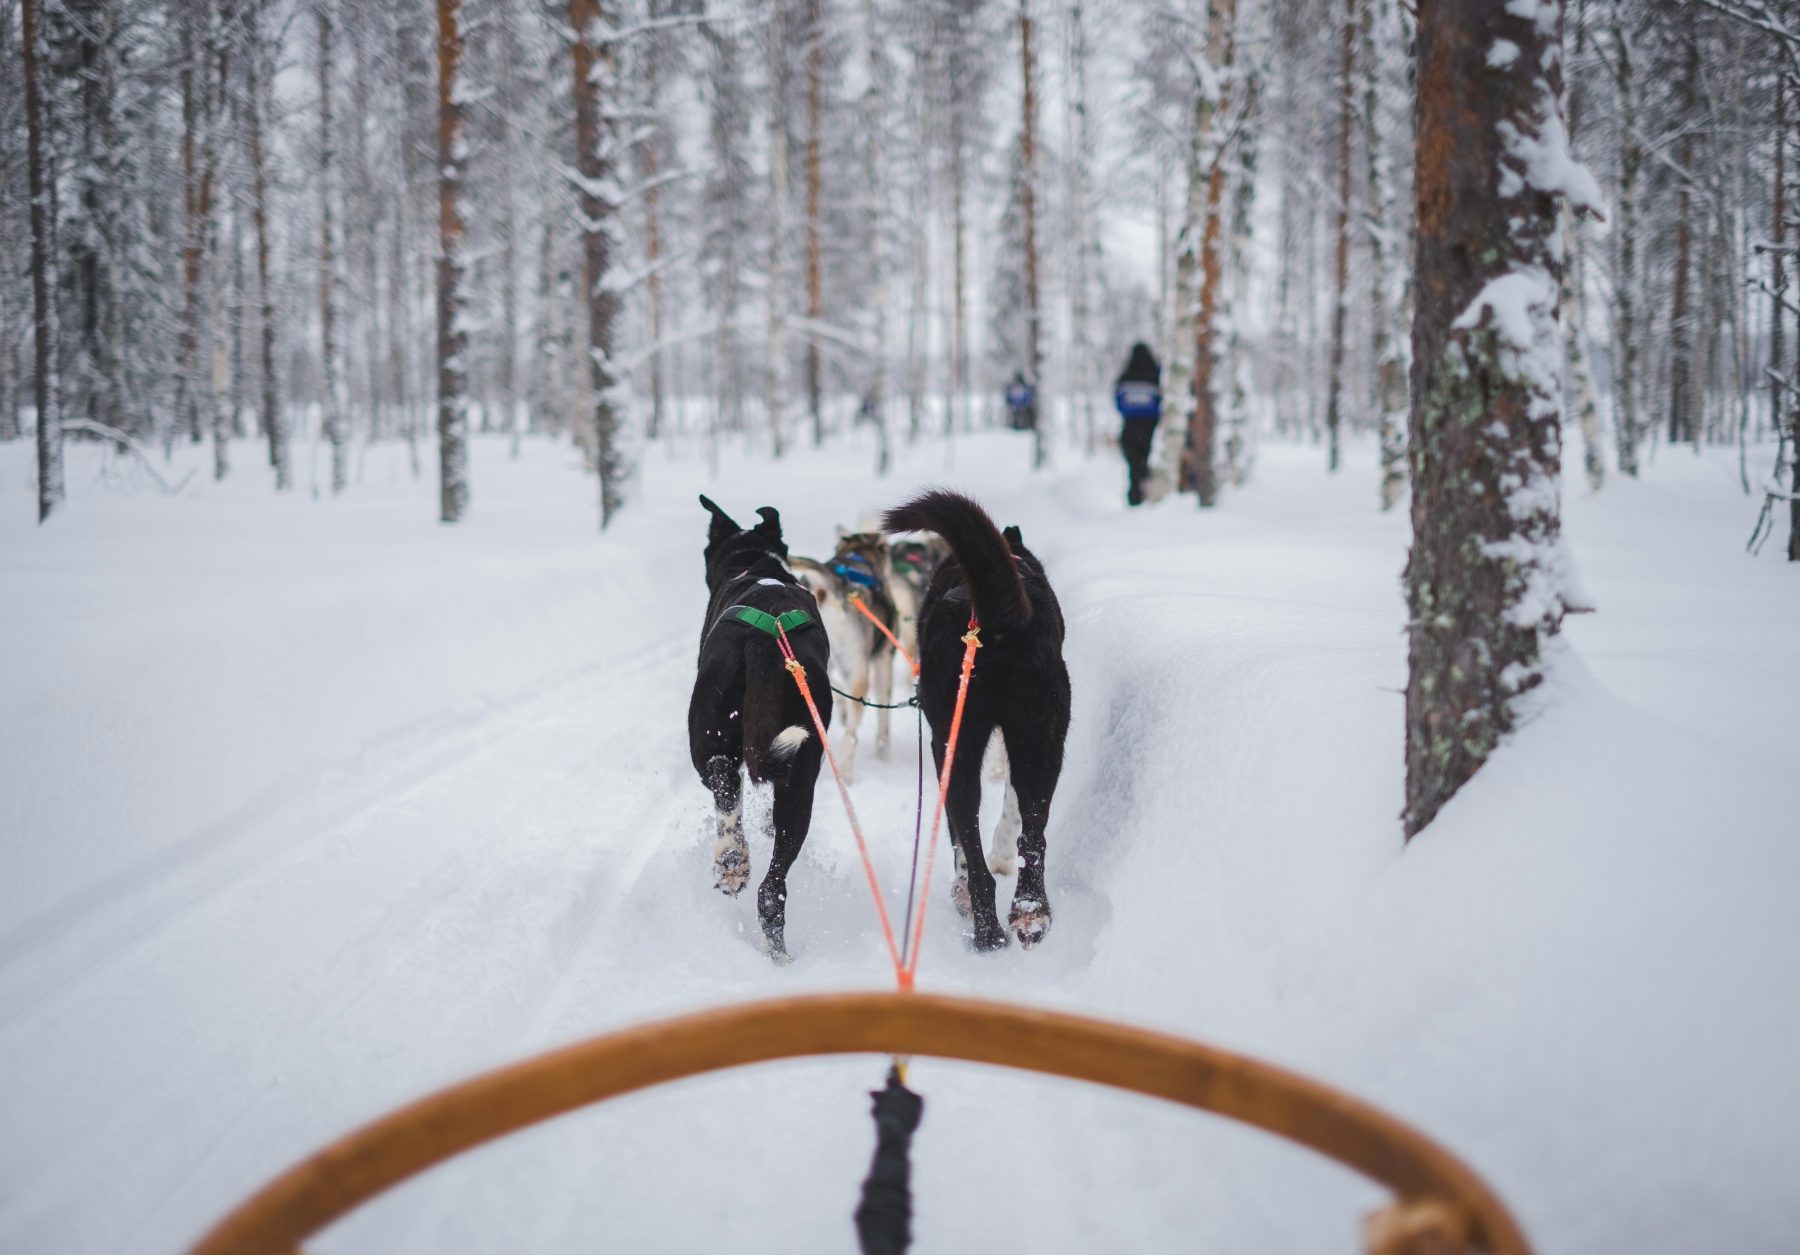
left=1114, top=343, right=1162, bottom=506
left=1004, top=371, right=1037, bottom=432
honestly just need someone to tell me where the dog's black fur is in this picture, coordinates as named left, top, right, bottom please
left=689, top=495, right=831, bottom=959
left=883, top=490, right=1070, bottom=951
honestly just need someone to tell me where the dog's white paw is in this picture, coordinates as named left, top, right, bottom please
left=1009, top=897, right=1052, bottom=949
left=712, top=822, right=749, bottom=897
left=950, top=847, right=973, bottom=918
left=988, top=841, right=1017, bottom=878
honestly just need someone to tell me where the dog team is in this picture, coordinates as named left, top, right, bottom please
left=689, top=490, right=1071, bottom=961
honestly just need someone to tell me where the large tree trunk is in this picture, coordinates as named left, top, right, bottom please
left=949, top=102, right=967, bottom=436
left=1019, top=0, right=1045, bottom=468
left=245, top=0, right=288, bottom=490
left=804, top=0, right=825, bottom=446
left=22, top=0, right=63, bottom=521
left=436, top=0, right=469, bottom=521
left=1187, top=0, right=1236, bottom=507
left=570, top=0, right=624, bottom=525
left=320, top=0, right=348, bottom=495
left=1404, top=0, right=1580, bottom=836
left=1323, top=0, right=1355, bottom=475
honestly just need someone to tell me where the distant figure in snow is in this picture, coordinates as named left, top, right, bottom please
left=1114, top=343, right=1163, bottom=507
left=1004, top=371, right=1037, bottom=432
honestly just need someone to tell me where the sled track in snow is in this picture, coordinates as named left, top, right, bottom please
left=0, top=637, right=686, bottom=1030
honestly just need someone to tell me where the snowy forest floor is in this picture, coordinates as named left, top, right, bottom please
left=1, top=429, right=1796, bottom=1254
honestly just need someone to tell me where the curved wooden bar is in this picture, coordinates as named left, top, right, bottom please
left=188, top=992, right=1529, bottom=1254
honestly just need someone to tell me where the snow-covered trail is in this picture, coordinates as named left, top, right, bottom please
left=2, top=431, right=1796, bottom=1253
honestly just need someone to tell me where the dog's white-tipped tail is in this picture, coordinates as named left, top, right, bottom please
left=769, top=725, right=811, bottom=761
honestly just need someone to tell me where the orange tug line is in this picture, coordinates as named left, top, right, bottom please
left=847, top=591, right=919, bottom=676
left=773, top=614, right=981, bottom=994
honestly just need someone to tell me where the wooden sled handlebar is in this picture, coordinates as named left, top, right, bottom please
left=188, top=992, right=1529, bottom=1255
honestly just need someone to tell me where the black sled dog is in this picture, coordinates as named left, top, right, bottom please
left=689, top=495, right=831, bottom=960
left=883, top=490, right=1070, bottom=951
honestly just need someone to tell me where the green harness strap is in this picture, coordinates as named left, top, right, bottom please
left=733, top=606, right=815, bottom=638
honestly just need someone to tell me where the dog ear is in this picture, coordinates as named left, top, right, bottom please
left=753, top=506, right=784, bottom=541
left=834, top=523, right=847, bottom=540
left=1003, top=524, right=1024, bottom=551
left=699, top=494, right=741, bottom=544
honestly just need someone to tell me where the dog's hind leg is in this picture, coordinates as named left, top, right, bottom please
left=839, top=655, right=869, bottom=784
left=937, top=715, right=1005, bottom=950
left=999, top=707, right=1067, bottom=949
left=990, top=776, right=1021, bottom=878
left=705, top=754, right=749, bottom=897
left=872, top=650, right=895, bottom=760
left=758, top=740, right=822, bottom=962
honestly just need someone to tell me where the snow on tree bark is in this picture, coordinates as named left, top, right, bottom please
left=1404, top=0, right=1591, bottom=837
left=22, top=0, right=63, bottom=522
left=1608, top=1, right=1643, bottom=477
left=437, top=0, right=469, bottom=522
left=571, top=0, right=626, bottom=524
left=1187, top=0, right=1236, bottom=507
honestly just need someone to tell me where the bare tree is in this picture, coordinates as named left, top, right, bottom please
left=1324, top=0, right=1356, bottom=475
left=803, top=0, right=825, bottom=445
left=22, top=0, right=63, bottom=521
left=320, top=0, right=348, bottom=495
left=437, top=0, right=469, bottom=521
left=1187, top=0, right=1237, bottom=506
left=1018, top=0, right=1045, bottom=468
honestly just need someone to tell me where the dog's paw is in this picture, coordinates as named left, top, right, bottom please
left=756, top=931, right=795, bottom=965
left=1008, top=897, right=1052, bottom=949
left=712, top=838, right=750, bottom=897
left=950, top=873, right=973, bottom=919
left=971, top=918, right=1011, bottom=952
left=988, top=847, right=1016, bottom=877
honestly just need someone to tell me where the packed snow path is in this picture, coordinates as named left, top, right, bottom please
left=2, top=433, right=1796, bottom=1253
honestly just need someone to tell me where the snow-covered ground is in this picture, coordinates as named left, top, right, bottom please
left=1, top=430, right=1795, bottom=1253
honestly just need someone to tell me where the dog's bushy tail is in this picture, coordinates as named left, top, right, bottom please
left=883, top=490, right=1030, bottom=630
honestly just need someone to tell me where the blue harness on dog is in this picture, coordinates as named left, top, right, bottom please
left=833, top=555, right=884, bottom=591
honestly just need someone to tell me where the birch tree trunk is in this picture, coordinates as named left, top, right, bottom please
left=22, top=0, right=63, bottom=522
left=436, top=0, right=469, bottom=521
left=571, top=0, right=625, bottom=524
left=245, top=0, right=288, bottom=490
left=1405, top=0, right=1582, bottom=836
left=1065, top=0, right=1097, bottom=453
left=766, top=1, right=790, bottom=458
left=804, top=0, right=825, bottom=446
left=1019, top=0, right=1045, bottom=469
left=1667, top=32, right=1697, bottom=447
left=1323, top=0, right=1356, bottom=476
left=1609, top=1, right=1641, bottom=475
left=320, top=0, right=349, bottom=495
left=1562, top=0, right=1602, bottom=491
left=1363, top=0, right=1409, bottom=509
left=863, top=0, right=892, bottom=475
left=1188, top=0, right=1236, bottom=507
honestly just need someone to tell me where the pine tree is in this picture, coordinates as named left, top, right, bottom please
left=1405, top=0, right=1595, bottom=835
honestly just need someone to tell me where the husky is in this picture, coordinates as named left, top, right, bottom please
left=689, top=495, right=830, bottom=960
left=887, top=535, right=949, bottom=661
left=790, top=529, right=901, bottom=783
left=883, top=490, right=1070, bottom=951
